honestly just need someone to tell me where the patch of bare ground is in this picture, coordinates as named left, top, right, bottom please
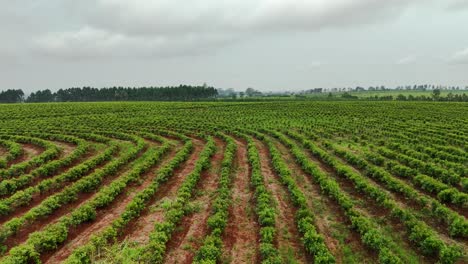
left=22, top=143, right=44, bottom=158
left=291, top=135, right=431, bottom=263
left=122, top=138, right=205, bottom=244
left=346, top=144, right=468, bottom=218
left=42, top=139, right=181, bottom=263
left=271, top=136, right=376, bottom=263
left=321, top=143, right=468, bottom=248
left=52, top=141, right=76, bottom=157
left=254, top=139, right=310, bottom=263
left=6, top=143, right=44, bottom=166
left=222, top=139, right=259, bottom=264
left=0, top=144, right=116, bottom=225
left=163, top=138, right=225, bottom=264
left=0, top=146, right=7, bottom=157
left=1, top=142, right=148, bottom=252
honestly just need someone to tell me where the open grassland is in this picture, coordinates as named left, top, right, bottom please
left=0, top=101, right=466, bottom=264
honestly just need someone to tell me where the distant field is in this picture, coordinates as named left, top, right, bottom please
left=0, top=101, right=466, bottom=264
left=302, top=89, right=467, bottom=98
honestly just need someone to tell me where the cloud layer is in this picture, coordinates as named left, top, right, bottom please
left=28, top=0, right=428, bottom=59
left=450, top=48, right=468, bottom=64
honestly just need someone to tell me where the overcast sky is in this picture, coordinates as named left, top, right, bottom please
left=1, top=0, right=468, bottom=93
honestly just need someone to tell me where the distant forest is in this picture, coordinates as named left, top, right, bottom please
left=0, top=85, right=218, bottom=103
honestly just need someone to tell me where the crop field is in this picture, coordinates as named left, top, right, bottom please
left=0, top=101, right=466, bottom=264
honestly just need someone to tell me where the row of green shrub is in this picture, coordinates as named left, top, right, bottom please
left=239, top=132, right=282, bottom=264
left=0, top=140, right=22, bottom=168
left=0, top=134, right=89, bottom=196
left=273, top=131, right=403, bottom=264
left=0, top=135, right=60, bottom=178
left=377, top=147, right=461, bottom=187
left=139, top=136, right=216, bottom=263
left=193, top=133, right=236, bottom=263
left=0, top=133, right=147, bottom=255
left=262, top=130, right=335, bottom=263
left=326, top=142, right=468, bottom=238
left=0, top=142, right=118, bottom=216
left=289, top=131, right=463, bottom=263
left=386, top=142, right=467, bottom=177
left=64, top=133, right=194, bottom=263
left=1, top=133, right=171, bottom=263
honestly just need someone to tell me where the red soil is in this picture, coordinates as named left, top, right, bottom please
left=163, top=138, right=225, bottom=264
left=222, top=139, right=260, bottom=264
left=255, top=139, right=310, bottom=263
left=122, top=138, right=205, bottom=244
left=42, top=141, right=181, bottom=263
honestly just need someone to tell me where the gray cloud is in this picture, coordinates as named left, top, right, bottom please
left=449, top=48, right=468, bottom=64
left=446, top=0, right=468, bottom=10
left=396, top=55, right=417, bottom=65
left=24, top=0, right=430, bottom=59
left=0, top=0, right=467, bottom=92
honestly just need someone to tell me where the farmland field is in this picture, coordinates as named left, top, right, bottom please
left=0, top=101, right=466, bottom=264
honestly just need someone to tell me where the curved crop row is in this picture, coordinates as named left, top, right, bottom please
left=137, top=136, right=216, bottom=263
left=288, top=131, right=463, bottom=263
left=193, top=133, right=236, bottom=264
left=0, top=134, right=172, bottom=263
left=64, top=134, right=194, bottom=263
left=260, top=131, right=335, bottom=263
left=0, top=140, right=22, bottom=169
left=271, top=131, right=403, bottom=264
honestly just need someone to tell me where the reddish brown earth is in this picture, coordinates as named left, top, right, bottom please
left=0, top=145, right=117, bottom=225
left=334, top=144, right=468, bottom=250
left=222, top=139, right=260, bottom=264
left=0, top=146, right=7, bottom=157
left=1, top=142, right=148, bottom=251
left=6, top=143, right=44, bottom=166
left=255, top=139, right=310, bottom=263
left=42, top=140, right=181, bottom=263
left=122, top=138, right=205, bottom=244
left=52, top=141, right=76, bottom=157
left=22, top=143, right=44, bottom=158
left=293, top=135, right=430, bottom=262
left=163, top=138, right=225, bottom=264
left=272, top=137, right=376, bottom=263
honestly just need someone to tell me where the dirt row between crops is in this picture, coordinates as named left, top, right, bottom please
left=6, top=143, right=44, bottom=167
left=270, top=135, right=376, bottom=263
left=43, top=138, right=184, bottom=263
left=254, top=139, right=311, bottom=263
left=342, top=141, right=468, bottom=218
left=287, top=134, right=431, bottom=263
left=1, top=139, right=146, bottom=252
left=163, top=137, right=225, bottom=264
left=326, top=143, right=468, bottom=249
left=0, top=146, right=7, bottom=157
left=222, top=139, right=260, bottom=264
left=121, top=138, right=205, bottom=245
left=0, top=143, right=117, bottom=225
left=12, top=142, right=96, bottom=199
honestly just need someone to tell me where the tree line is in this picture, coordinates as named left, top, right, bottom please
left=0, top=85, right=218, bottom=103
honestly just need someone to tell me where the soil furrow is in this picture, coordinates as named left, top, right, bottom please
left=255, top=139, right=310, bottom=263
left=163, top=138, right=225, bottom=264
left=122, top=138, right=205, bottom=244
left=271, top=136, right=376, bottom=263
left=1, top=142, right=145, bottom=250
left=222, top=139, right=260, bottom=264
left=42, top=140, right=181, bottom=263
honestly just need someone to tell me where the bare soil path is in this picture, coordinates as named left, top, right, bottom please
left=43, top=139, right=181, bottom=263
left=271, top=136, right=376, bottom=263
left=163, top=138, right=225, bottom=264
left=255, top=139, right=310, bottom=263
left=122, top=138, right=205, bottom=244
left=222, top=139, right=260, bottom=264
